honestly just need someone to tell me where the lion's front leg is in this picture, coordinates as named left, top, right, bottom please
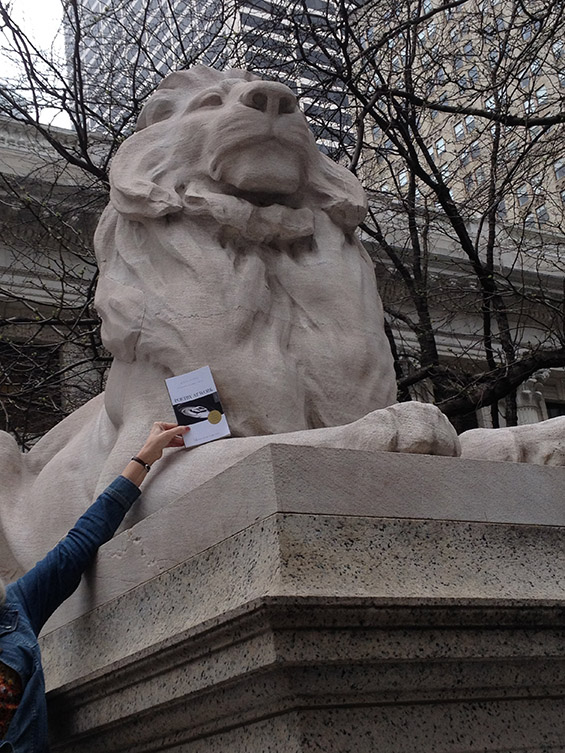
left=459, top=416, right=565, bottom=465
left=334, top=401, right=461, bottom=457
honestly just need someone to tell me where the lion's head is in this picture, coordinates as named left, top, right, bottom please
left=108, top=65, right=367, bottom=233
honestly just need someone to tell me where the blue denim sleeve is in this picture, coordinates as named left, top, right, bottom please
left=8, top=476, right=141, bottom=636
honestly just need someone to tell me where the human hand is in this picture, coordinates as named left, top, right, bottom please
left=136, top=422, right=190, bottom=466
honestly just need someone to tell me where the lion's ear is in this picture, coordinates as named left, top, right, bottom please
left=308, top=153, right=368, bottom=232
left=109, top=131, right=183, bottom=221
left=135, top=91, right=178, bottom=131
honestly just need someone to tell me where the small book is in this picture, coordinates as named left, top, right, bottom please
left=165, top=365, right=231, bottom=448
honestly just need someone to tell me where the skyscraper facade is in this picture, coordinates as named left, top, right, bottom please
left=69, top=0, right=350, bottom=152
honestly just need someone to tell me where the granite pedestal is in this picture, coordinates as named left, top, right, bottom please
left=42, top=444, right=565, bottom=752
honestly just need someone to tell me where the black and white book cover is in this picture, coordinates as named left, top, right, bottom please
left=165, top=366, right=230, bottom=448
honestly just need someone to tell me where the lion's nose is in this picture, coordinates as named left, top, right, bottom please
left=239, top=81, right=298, bottom=116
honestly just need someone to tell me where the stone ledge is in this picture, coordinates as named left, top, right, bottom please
left=41, top=511, right=565, bottom=690
left=47, top=597, right=565, bottom=752
left=43, top=443, right=565, bottom=633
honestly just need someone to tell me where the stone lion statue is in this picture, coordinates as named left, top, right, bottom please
left=0, top=66, right=562, bottom=580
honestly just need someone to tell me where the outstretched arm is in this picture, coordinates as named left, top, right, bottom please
left=8, top=422, right=189, bottom=634
left=122, top=421, right=189, bottom=486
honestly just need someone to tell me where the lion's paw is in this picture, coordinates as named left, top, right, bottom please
left=344, top=401, right=461, bottom=458
left=460, top=416, right=565, bottom=465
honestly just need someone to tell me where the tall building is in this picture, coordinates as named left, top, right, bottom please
left=358, top=0, right=565, bottom=229
left=352, top=0, right=565, bottom=426
left=68, top=0, right=350, bottom=152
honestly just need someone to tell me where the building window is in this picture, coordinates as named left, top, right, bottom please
left=536, top=204, right=549, bottom=224
left=531, top=172, right=544, bottom=195
left=496, top=199, right=507, bottom=218
left=460, top=148, right=470, bottom=166
left=465, top=114, right=475, bottom=132
left=435, top=137, right=446, bottom=155
left=554, top=158, right=565, bottom=180
left=525, top=212, right=536, bottom=226
left=398, top=170, right=408, bottom=187
left=522, top=20, right=539, bottom=40
left=546, top=401, right=565, bottom=418
left=470, top=140, right=480, bottom=158
left=536, top=85, right=548, bottom=104
left=475, top=166, right=486, bottom=184
left=454, top=121, right=465, bottom=141
left=0, top=341, right=63, bottom=439
left=463, top=41, right=474, bottom=59
left=432, top=93, right=448, bottom=119
left=517, top=184, right=529, bottom=205
left=463, top=173, right=474, bottom=191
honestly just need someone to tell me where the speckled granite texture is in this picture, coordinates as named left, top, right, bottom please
left=42, top=445, right=565, bottom=752
left=44, top=443, right=565, bottom=632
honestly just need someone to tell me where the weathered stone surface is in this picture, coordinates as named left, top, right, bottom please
left=42, top=442, right=565, bottom=636
left=1, top=67, right=465, bottom=579
left=460, top=414, right=565, bottom=464
left=43, top=447, right=565, bottom=752
left=47, top=599, right=565, bottom=753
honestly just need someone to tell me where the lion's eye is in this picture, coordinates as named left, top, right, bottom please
left=197, top=93, right=223, bottom=108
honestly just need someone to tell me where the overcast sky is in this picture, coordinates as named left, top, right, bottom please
left=4, top=0, right=67, bottom=125
left=12, top=0, right=63, bottom=47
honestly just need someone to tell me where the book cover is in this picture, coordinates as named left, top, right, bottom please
left=165, top=365, right=231, bottom=448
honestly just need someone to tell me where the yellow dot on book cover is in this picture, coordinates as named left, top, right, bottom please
left=208, top=410, right=222, bottom=425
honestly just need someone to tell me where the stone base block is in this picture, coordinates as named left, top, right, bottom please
left=42, top=445, right=565, bottom=752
